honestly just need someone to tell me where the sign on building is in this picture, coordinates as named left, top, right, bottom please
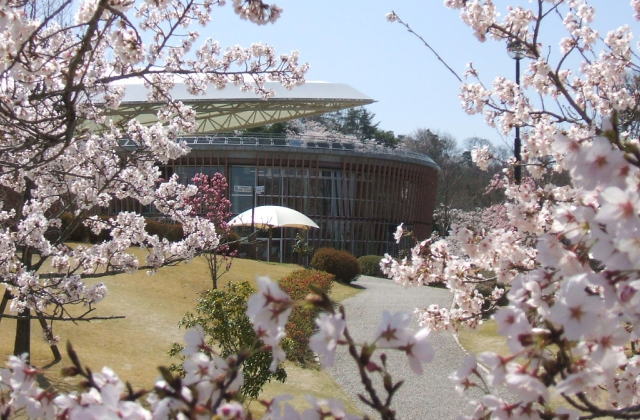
left=234, top=185, right=252, bottom=193
left=233, top=185, right=265, bottom=194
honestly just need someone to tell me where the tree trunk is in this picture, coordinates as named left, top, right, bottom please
left=212, top=253, right=218, bottom=289
left=14, top=179, right=34, bottom=358
left=207, top=252, right=218, bottom=289
left=14, top=308, right=31, bottom=359
left=0, top=289, right=10, bottom=326
left=37, top=315, right=61, bottom=363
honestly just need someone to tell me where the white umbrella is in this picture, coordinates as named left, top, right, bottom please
left=228, top=205, right=319, bottom=229
left=228, top=206, right=318, bottom=263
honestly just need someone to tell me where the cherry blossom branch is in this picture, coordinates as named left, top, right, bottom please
left=340, top=308, right=395, bottom=419
left=0, top=313, right=125, bottom=322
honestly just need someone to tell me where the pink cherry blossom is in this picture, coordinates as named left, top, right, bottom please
left=375, top=311, right=412, bottom=347
left=400, top=328, right=434, bottom=374
left=247, top=276, right=293, bottom=371
left=217, top=401, right=245, bottom=419
left=547, top=275, right=604, bottom=341
left=393, top=223, right=404, bottom=243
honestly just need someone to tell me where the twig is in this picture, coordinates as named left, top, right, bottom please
left=340, top=305, right=396, bottom=420
left=390, top=11, right=463, bottom=83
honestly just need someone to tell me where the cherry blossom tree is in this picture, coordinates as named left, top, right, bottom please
left=184, top=172, right=235, bottom=289
left=383, top=0, right=640, bottom=417
left=0, top=0, right=307, bottom=359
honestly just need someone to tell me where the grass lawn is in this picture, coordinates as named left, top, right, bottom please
left=0, top=252, right=363, bottom=413
left=330, top=278, right=364, bottom=302
left=456, top=319, right=511, bottom=357
left=256, top=362, right=360, bottom=416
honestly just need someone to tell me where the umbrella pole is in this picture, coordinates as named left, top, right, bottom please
left=251, top=187, right=256, bottom=260
left=268, top=228, right=272, bottom=263
left=304, top=228, right=309, bottom=267
left=280, top=227, right=283, bottom=263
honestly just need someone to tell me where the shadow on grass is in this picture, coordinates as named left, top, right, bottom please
left=330, top=281, right=365, bottom=302
left=342, top=282, right=366, bottom=290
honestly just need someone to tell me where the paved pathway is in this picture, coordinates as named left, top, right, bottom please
left=328, top=276, right=481, bottom=419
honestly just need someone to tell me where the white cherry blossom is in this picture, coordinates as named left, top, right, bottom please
left=309, top=313, right=346, bottom=368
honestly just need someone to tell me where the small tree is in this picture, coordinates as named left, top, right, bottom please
left=184, top=173, right=236, bottom=289
left=169, top=281, right=287, bottom=399
left=292, top=232, right=312, bottom=266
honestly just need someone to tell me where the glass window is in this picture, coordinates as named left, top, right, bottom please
left=174, top=167, right=199, bottom=185
left=258, top=167, right=282, bottom=197
left=174, top=166, right=223, bottom=185
left=230, top=166, right=256, bottom=213
left=203, top=166, right=224, bottom=177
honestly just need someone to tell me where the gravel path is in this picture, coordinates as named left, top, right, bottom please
left=328, top=276, right=480, bottom=419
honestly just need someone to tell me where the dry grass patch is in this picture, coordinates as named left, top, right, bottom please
left=0, top=254, right=300, bottom=389
left=329, top=280, right=364, bottom=303
left=0, top=252, right=363, bottom=414
left=255, top=362, right=361, bottom=417
left=456, top=319, right=510, bottom=357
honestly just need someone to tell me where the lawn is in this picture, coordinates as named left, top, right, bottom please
left=0, top=252, right=362, bottom=413
left=330, top=278, right=364, bottom=302
left=456, top=319, right=511, bottom=357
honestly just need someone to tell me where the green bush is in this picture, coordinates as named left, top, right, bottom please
left=145, top=218, right=184, bottom=241
left=357, top=255, right=384, bottom=277
left=169, top=282, right=286, bottom=399
left=278, top=269, right=334, bottom=365
left=474, top=272, right=508, bottom=316
left=57, top=212, right=110, bottom=243
left=58, top=212, right=91, bottom=242
left=310, top=247, right=360, bottom=283
left=55, top=213, right=185, bottom=243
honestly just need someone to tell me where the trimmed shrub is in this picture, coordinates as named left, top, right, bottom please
left=56, top=213, right=185, bottom=243
left=58, top=212, right=91, bottom=242
left=475, top=271, right=508, bottom=316
left=358, top=255, right=384, bottom=277
left=310, top=247, right=360, bottom=283
left=57, top=212, right=110, bottom=243
left=279, top=269, right=334, bottom=365
left=279, top=269, right=334, bottom=300
left=145, top=218, right=184, bottom=242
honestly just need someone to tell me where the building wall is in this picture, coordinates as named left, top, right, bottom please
left=113, top=143, right=438, bottom=261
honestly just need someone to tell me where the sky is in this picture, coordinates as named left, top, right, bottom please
left=203, top=1, right=640, bottom=148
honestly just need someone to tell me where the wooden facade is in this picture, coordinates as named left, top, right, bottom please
left=113, top=142, right=438, bottom=261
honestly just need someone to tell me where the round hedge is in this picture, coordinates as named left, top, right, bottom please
left=310, top=247, right=360, bottom=283
left=357, top=255, right=384, bottom=277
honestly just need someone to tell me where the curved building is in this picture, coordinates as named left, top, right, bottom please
left=113, top=80, right=439, bottom=261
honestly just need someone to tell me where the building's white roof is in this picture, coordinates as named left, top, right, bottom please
left=119, top=79, right=372, bottom=102
left=112, top=79, right=374, bottom=133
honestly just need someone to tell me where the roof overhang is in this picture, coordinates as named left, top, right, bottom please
left=110, top=80, right=374, bottom=133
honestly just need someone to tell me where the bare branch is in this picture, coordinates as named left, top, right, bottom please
left=389, top=11, right=463, bottom=83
